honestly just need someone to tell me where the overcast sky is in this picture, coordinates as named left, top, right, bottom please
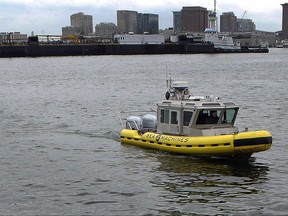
left=0, top=0, right=285, bottom=35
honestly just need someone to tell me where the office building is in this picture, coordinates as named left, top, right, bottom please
left=282, top=3, right=288, bottom=40
left=137, top=13, right=159, bottom=34
left=137, top=13, right=144, bottom=34
left=181, top=7, right=208, bottom=33
left=117, top=10, right=138, bottom=34
left=117, top=11, right=159, bottom=34
left=145, top=13, right=159, bottom=34
left=62, top=26, right=81, bottom=36
left=0, top=32, right=27, bottom=44
left=70, top=12, right=93, bottom=36
left=173, top=11, right=182, bottom=33
left=237, top=18, right=256, bottom=32
left=220, top=12, right=237, bottom=33
left=95, top=22, right=118, bottom=38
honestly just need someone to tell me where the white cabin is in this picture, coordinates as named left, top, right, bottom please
left=114, top=34, right=164, bottom=44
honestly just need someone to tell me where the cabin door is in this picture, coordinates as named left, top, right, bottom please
left=169, top=110, right=180, bottom=135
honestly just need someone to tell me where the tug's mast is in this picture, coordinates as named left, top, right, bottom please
left=208, top=0, right=217, bottom=31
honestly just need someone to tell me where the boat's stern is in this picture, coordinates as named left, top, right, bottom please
left=120, top=129, right=145, bottom=147
left=233, top=130, right=272, bottom=154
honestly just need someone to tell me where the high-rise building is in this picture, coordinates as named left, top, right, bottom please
left=137, top=13, right=144, bottom=34
left=237, top=19, right=256, bottom=32
left=173, top=11, right=182, bottom=33
left=70, top=12, right=93, bottom=36
left=95, top=22, right=118, bottom=38
left=142, top=13, right=159, bottom=34
left=181, top=7, right=208, bottom=33
left=220, top=12, right=237, bottom=33
left=118, top=11, right=159, bottom=34
left=117, top=10, right=138, bottom=34
left=282, top=3, right=288, bottom=40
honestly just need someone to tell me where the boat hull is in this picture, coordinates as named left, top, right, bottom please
left=120, top=129, right=272, bottom=158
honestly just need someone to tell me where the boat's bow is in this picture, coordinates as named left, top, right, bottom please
left=234, top=130, right=272, bottom=154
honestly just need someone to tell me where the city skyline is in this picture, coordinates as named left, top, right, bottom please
left=0, top=0, right=286, bottom=35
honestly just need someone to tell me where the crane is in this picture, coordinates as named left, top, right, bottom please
left=241, top=11, right=247, bottom=19
left=238, top=11, right=247, bottom=32
left=214, top=0, right=217, bottom=31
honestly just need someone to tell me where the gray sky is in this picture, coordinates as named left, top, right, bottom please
left=0, top=0, right=285, bottom=35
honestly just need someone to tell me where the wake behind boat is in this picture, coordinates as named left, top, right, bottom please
left=119, top=80, right=272, bottom=159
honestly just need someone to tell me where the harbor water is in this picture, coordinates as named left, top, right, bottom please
left=1, top=49, right=288, bottom=215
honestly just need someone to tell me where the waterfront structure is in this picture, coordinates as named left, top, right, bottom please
left=0, top=32, right=27, bottom=44
left=62, top=26, right=81, bottom=36
left=282, top=3, right=288, bottom=40
left=70, top=12, right=93, bottom=36
left=220, top=12, right=237, bottom=33
left=181, top=7, right=208, bottom=33
left=117, top=10, right=138, bottom=34
left=173, top=11, right=182, bottom=33
left=237, top=18, right=256, bottom=32
left=95, top=22, right=118, bottom=38
left=138, top=13, right=159, bottom=34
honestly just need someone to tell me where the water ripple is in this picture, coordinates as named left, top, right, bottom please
left=1, top=51, right=287, bottom=215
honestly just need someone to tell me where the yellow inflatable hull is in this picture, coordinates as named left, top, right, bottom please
left=120, top=129, right=272, bottom=158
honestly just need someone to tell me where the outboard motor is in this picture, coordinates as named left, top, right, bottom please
left=126, top=116, right=142, bottom=130
left=142, top=114, right=157, bottom=130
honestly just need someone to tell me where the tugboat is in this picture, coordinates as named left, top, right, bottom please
left=119, top=80, right=272, bottom=159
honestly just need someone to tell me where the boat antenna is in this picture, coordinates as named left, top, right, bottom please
left=166, top=66, right=168, bottom=89
left=166, top=66, right=172, bottom=89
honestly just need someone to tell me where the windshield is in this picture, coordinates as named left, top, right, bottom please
left=196, top=110, right=221, bottom=124
left=221, top=108, right=237, bottom=123
left=196, top=108, right=238, bottom=125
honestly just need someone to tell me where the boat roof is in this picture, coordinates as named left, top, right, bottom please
left=158, top=98, right=239, bottom=109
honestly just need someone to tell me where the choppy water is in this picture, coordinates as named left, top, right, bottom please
left=1, top=49, right=288, bottom=215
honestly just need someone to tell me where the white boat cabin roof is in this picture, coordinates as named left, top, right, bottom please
left=158, top=98, right=238, bottom=109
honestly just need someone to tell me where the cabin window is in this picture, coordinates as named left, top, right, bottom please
left=196, top=110, right=220, bottom=125
left=221, top=108, right=237, bottom=123
left=171, top=111, right=178, bottom=124
left=183, top=111, right=193, bottom=126
left=160, top=109, right=169, bottom=124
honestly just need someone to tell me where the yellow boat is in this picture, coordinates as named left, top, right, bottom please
left=119, top=81, right=272, bottom=159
